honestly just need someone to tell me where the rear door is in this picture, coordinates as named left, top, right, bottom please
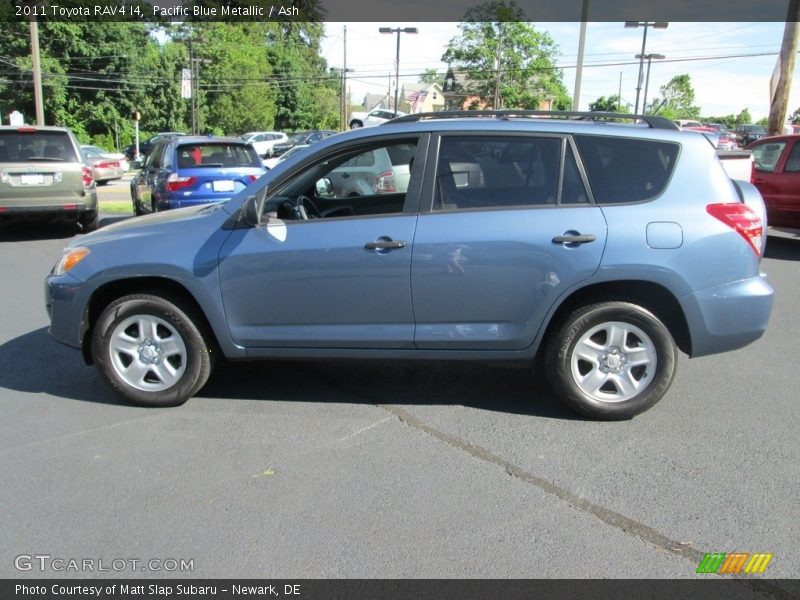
left=411, top=133, right=607, bottom=350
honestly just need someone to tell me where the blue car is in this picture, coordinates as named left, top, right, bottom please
left=46, top=111, right=774, bottom=419
left=130, top=135, right=265, bottom=214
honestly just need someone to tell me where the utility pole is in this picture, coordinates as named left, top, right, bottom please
left=30, top=18, right=45, bottom=125
left=768, top=0, right=800, bottom=136
left=572, top=0, right=589, bottom=111
left=342, top=25, right=347, bottom=130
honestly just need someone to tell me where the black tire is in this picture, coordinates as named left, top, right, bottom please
left=349, top=121, right=363, bottom=129
left=96, top=180, right=109, bottom=186
left=544, top=302, right=677, bottom=420
left=132, top=191, right=144, bottom=216
left=81, top=211, right=99, bottom=233
left=91, top=294, right=215, bottom=407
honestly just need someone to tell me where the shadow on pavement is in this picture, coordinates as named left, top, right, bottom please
left=0, top=220, right=78, bottom=242
left=764, top=235, right=800, bottom=262
left=0, top=328, right=578, bottom=420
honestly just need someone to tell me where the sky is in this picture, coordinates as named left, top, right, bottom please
left=319, top=22, right=796, bottom=121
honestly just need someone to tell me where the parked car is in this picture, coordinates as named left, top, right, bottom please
left=734, top=124, right=767, bottom=147
left=271, top=130, right=337, bottom=156
left=673, top=119, right=703, bottom=130
left=81, top=145, right=129, bottom=172
left=349, top=108, right=407, bottom=129
left=81, top=145, right=125, bottom=185
left=241, top=131, right=288, bottom=158
left=0, top=125, right=98, bottom=231
left=683, top=126, right=739, bottom=151
left=46, top=110, right=773, bottom=420
left=263, top=144, right=310, bottom=169
left=746, top=134, right=800, bottom=228
left=130, top=136, right=265, bottom=215
left=324, top=144, right=414, bottom=197
left=123, top=132, right=186, bottom=162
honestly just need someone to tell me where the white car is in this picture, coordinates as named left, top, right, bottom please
left=348, top=108, right=406, bottom=129
left=241, top=131, right=288, bottom=158
left=263, top=144, right=310, bottom=169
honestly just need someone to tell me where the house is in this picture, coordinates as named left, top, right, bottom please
left=442, top=71, right=557, bottom=111
left=399, top=83, right=445, bottom=113
left=361, top=93, right=391, bottom=112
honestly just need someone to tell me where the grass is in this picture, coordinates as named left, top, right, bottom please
left=98, top=200, right=133, bottom=214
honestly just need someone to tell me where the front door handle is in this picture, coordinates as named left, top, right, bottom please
left=364, top=239, right=407, bottom=250
left=552, top=233, right=596, bottom=244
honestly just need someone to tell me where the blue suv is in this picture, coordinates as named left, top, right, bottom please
left=130, top=135, right=265, bottom=214
left=46, top=111, right=773, bottom=419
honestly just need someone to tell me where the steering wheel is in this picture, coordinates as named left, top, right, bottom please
left=294, top=195, right=321, bottom=220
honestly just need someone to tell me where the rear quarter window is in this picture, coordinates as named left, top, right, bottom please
left=573, top=135, right=679, bottom=204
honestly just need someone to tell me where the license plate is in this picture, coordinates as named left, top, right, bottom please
left=20, top=174, right=44, bottom=185
left=212, top=180, right=235, bottom=192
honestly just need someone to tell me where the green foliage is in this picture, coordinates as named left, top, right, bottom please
left=647, top=74, right=701, bottom=120
left=419, top=69, right=442, bottom=85
left=791, top=107, right=800, bottom=124
left=589, top=95, right=629, bottom=113
left=0, top=20, right=338, bottom=139
left=442, top=0, right=569, bottom=110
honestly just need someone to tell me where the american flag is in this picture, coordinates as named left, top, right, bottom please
left=405, top=90, right=428, bottom=113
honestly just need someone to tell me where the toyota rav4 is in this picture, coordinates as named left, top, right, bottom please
left=45, top=111, right=774, bottom=419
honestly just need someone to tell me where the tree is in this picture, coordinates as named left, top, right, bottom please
left=419, top=69, right=441, bottom=85
left=441, top=0, right=569, bottom=110
left=647, top=74, right=700, bottom=120
left=588, top=95, right=629, bottom=113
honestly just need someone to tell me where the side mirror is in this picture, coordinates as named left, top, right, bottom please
left=241, top=193, right=263, bottom=226
left=315, top=177, right=332, bottom=196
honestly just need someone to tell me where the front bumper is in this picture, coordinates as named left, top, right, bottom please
left=45, top=271, right=87, bottom=349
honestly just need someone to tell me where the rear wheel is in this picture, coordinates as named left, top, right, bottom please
left=91, top=294, right=215, bottom=407
left=544, top=302, right=677, bottom=420
left=349, top=121, right=363, bottom=129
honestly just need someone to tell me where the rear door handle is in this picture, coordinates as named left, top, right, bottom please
left=364, top=240, right=407, bottom=250
left=552, top=234, right=596, bottom=244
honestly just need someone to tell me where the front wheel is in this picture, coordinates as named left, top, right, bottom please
left=349, top=121, right=363, bottom=129
left=544, top=302, right=677, bottom=420
left=91, top=294, right=215, bottom=407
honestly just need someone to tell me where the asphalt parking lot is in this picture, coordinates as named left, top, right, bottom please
left=0, top=209, right=798, bottom=590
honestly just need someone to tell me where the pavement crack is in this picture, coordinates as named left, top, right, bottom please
left=380, top=404, right=795, bottom=599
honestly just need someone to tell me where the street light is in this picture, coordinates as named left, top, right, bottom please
left=625, top=21, right=668, bottom=114
left=636, top=53, right=665, bottom=115
left=379, top=26, right=418, bottom=117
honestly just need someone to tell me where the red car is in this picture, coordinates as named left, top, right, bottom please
left=746, top=134, right=800, bottom=228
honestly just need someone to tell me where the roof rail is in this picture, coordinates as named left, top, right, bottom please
left=383, top=110, right=679, bottom=131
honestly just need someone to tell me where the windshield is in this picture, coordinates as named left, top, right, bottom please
left=288, top=132, right=309, bottom=143
left=0, top=131, right=79, bottom=162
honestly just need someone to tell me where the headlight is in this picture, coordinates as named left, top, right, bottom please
left=53, top=247, right=91, bottom=276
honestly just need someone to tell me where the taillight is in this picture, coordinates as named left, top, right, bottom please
left=375, top=170, right=396, bottom=193
left=248, top=175, right=258, bottom=183
left=749, top=157, right=756, bottom=184
left=707, top=203, right=762, bottom=256
left=81, top=166, right=93, bottom=187
left=95, top=161, right=119, bottom=169
left=166, top=173, right=197, bottom=191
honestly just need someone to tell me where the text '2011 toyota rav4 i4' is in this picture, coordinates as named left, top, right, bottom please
left=45, top=111, right=774, bottom=420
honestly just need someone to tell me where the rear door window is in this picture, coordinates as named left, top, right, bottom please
left=751, top=142, right=787, bottom=173
left=433, top=135, right=584, bottom=210
left=573, top=135, right=679, bottom=204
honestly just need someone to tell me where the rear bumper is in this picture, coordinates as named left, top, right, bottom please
left=682, top=274, right=774, bottom=357
left=0, top=201, right=97, bottom=220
